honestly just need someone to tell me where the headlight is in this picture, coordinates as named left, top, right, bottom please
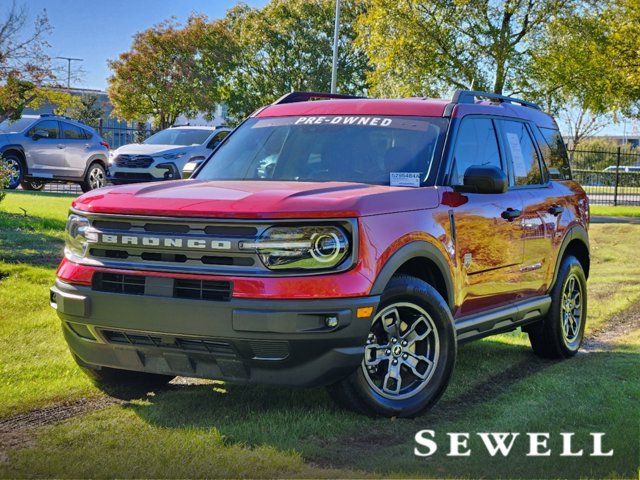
left=160, top=152, right=186, bottom=160
left=241, top=225, right=350, bottom=270
left=65, top=214, right=95, bottom=259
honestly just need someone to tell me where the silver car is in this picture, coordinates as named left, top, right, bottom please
left=0, top=114, right=109, bottom=191
left=107, top=125, right=231, bottom=184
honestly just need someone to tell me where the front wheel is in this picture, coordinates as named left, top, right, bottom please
left=327, top=275, right=456, bottom=418
left=3, top=154, right=24, bottom=189
left=80, top=162, right=107, bottom=192
left=527, top=255, right=587, bottom=358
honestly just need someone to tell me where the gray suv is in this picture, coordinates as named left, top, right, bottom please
left=0, top=114, right=109, bottom=192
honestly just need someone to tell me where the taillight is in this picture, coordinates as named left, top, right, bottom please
left=100, top=141, right=110, bottom=149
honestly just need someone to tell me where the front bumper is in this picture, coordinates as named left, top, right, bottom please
left=107, top=163, right=181, bottom=184
left=51, top=279, right=379, bottom=387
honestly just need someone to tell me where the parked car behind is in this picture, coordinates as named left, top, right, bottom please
left=107, top=125, right=231, bottom=184
left=0, top=114, right=110, bottom=192
left=603, top=165, right=640, bottom=173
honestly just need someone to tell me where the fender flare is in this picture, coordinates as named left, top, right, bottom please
left=83, top=154, right=108, bottom=176
left=550, top=224, right=590, bottom=290
left=369, top=240, right=455, bottom=310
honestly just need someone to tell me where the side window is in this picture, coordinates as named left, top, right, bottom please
left=538, top=127, right=572, bottom=180
left=499, top=120, right=543, bottom=186
left=28, top=120, right=59, bottom=139
left=207, top=131, right=229, bottom=149
left=82, top=128, right=93, bottom=140
left=62, top=122, right=85, bottom=140
left=450, top=118, right=502, bottom=185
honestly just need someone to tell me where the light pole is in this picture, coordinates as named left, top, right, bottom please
left=330, top=0, right=341, bottom=94
left=55, top=56, right=83, bottom=89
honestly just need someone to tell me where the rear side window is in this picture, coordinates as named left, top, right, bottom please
left=62, top=122, right=85, bottom=139
left=538, top=127, right=572, bottom=180
left=499, top=120, right=543, bottom=186
left=449, top=118, right=502, bottom=186
left=28, top=120, right=59, bottom=139
left=83, top=128, right=93, bottom=140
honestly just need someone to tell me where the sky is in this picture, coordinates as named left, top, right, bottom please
left=15, top=0, right=634, bottom=136
left=23, top=0, right=268, bottom=91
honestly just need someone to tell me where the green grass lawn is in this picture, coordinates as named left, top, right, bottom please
left=0, top=191, right=638, bottom=478
left=590, top=205, right=640, bottom=217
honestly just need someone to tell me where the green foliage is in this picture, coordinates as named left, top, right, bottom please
left=222, top=0, right=370, bottom=121
left=358, top=0, right=576, bottom=97
left=66, top=93, right=103, bottom=127
left=0, top=160, right=10, bottom=204
left=107, top=15, right=236, bottom=129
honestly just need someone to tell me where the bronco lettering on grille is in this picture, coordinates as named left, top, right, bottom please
left=98, top=233, right=231, bottom=251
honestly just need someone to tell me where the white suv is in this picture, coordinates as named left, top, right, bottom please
left=107, top=125, right=231, bottom=184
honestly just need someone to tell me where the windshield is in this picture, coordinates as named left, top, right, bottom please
left=143, top=128, right=212, bottom=146
left=196, top=116, right=448, bottom=185
left=0, top=117, right=35, bottom=134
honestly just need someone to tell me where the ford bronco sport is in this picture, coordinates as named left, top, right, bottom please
left=51, top=90, right=589, bottom=417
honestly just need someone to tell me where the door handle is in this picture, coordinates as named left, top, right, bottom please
left=501, top=208, right=522, bottom=221
left=548, top=205, right=564, bottom=216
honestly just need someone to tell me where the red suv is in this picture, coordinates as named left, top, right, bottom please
left=51, top=91, right=589, bottom=417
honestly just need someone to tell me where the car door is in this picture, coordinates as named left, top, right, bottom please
left=24, top=120, right=65, bottom=177
left=497, top=120, right=556, bottom=298
left=445, top=116, right=525, bottom=316
left=61, top=122, right=90, bottom=178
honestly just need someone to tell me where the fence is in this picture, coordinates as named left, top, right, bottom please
left=569, top=147, right=640, bottom=206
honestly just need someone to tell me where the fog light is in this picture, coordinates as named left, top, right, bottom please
left=325, top=315, right=339, bottom=328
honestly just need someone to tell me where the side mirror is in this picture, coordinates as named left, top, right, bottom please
left=182, top=159, right=203, bottom=178
left=32, top=129, right=49, bottom=140
left=458, top=166, right=508, bottom=194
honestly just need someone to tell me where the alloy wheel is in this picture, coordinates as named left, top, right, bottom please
left=362, top=302, right=440, bottom=400
left=5, top=158, right=21, bottom=188
left=561, top=273, right=583, bottom=349
left=89, top=166, right=105, bottom=189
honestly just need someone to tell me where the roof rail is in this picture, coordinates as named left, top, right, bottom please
left=450, top=90, right=541, bottom=111
left=273, top=91, right=365, bottom=105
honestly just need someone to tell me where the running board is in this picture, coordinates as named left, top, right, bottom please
left=455, top=296, right=551, bottom=343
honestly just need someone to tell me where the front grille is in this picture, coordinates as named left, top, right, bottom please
left=114, top=155, right=154, bottom=168
left=92, top=272, right=232, bottom=302
left=113, top=172, right=154, bottom=180
left=248, top=340, right=290, bottom=360
left=101, top=329, right=237, bottom=357
left=93, top=272, right=145, bottom=295
left=174, top=279, right=232, bottom=301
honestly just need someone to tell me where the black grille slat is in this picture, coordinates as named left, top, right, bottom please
left=249, top=340, right=290, bottom=360
left=93, top=272, right=145, bottom=295
left=144, top=223, right=190, bottom=234
left=114, top=155, right=154, bottom=168
left=174, top=278, right=232, bottom=302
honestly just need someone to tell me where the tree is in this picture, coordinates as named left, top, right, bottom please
left=358, top=0, right=577, bottom=97
left=107, top=16, right=235, bottom=129
left=223, top=0, right=370, bottom=121
left=0, top=1, right=75, bottom=122
left=67, top=93, right=103, bottom=127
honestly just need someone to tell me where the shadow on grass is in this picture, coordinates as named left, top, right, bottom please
left=0, top=212, right=65, bottom=268
left=125, top=338, right=539, bottom=456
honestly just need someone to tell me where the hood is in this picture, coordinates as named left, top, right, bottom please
left=113, top=143, right=195, bottom=156
left=72, top=180, right=441, bottom=219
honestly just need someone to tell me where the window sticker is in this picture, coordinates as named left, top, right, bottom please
left=390, top=172, right=421, bottom=187
left=252, top=116, right=434, bottom=131
left=506, top=132, right=528, bottom=177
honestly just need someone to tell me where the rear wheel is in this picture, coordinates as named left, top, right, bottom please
left=527, top=255, right=587, bottom=358
left=80, top=162, right=106, bottom=192
left=3, top=154, right=24, bottom=189
left=20, top=179, right=46, bottom=191
left=327, top=275, right=456, bottom=417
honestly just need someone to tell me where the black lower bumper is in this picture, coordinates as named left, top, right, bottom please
left=51, top=280, right=379, bottom=387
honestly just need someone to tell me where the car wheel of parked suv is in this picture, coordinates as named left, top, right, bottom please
left=73, top=354, right=173, bottom=396
left=527, top=255, right=587, bottom=359
left=327, top=275, right=456, bottom=418
left=20, top=179, right=46, bottom=191
left=3, top=154, right=23, bottom=190
left=81, top=162, right=106, bottom=192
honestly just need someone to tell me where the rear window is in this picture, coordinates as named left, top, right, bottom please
left=196, top=116, right=448, bottom=186
left=538, top=127, right=572, bottom=180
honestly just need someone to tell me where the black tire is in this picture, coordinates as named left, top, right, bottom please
left=80, top=162, right=107, bottom=192
left=527, top=255, right=587, bottom=359
left=74, top=355, right=173, bottom=398
left=327, top=275, right=456, bottom=418
left=3, top=153, right=24, bottom=190
left=20, top=179, right=46, bottom=191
